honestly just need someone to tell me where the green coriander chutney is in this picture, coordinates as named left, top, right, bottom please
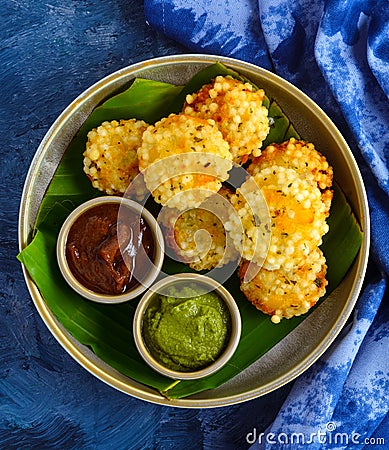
left=142, top=284, right=231, bottom=372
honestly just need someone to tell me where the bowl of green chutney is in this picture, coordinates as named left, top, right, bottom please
left=133, top=273, right=242, bottom=380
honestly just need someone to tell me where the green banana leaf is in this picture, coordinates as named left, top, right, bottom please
left=18, top=63, right=363, bottom=399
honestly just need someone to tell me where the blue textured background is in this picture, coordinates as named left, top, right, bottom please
left=0, top=1, right=293, bottom=448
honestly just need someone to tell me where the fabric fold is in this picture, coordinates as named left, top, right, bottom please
left=144, top=0, right=272, bottom=69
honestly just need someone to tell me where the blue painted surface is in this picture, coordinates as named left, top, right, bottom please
left=0, top=1, right=291, bottom=448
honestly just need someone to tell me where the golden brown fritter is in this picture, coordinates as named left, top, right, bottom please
left=137, top=114, right=233, bottom=209
left=248, top=138, right=333, bottom=213
left=160, top=187, right=239, bottom=271
left=239, top=248, right=328, bottom=323
left=226, top=165, right=329, bottom=270
left=183, top=75, right=269, bottom=164
left=83, top=119, right=148, bottom=196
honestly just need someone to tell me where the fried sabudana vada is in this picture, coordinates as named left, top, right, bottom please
left=160, top=187, right=239, bottom=271
left=248, top=138, right=333, bottom=213
left=226, top=165, right=329, bottom=271
left=183, top=75, right=269, bottom=164
left=239, top=248, right=328, bottom=323
left=83, top=119, right=148, bottom=196
left=137, top=113, right=233, bottom=209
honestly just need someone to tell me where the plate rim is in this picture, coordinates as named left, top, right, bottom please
left=18, top=53, right=370, bottom=408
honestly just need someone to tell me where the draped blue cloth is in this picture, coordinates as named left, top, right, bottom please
left=145, top=0, right=389, bottom=448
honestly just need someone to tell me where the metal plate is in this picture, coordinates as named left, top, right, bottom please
left=18, top=54, right=370, bottom=408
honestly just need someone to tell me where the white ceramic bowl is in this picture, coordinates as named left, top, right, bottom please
left=133, top=273, right=241, bottom=380
left=56, top=196, right=165, bottom=303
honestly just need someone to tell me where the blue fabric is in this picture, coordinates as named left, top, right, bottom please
left=145, top=0, right=389, bottom=448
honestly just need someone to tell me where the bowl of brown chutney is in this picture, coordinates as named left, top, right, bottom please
left=56, top=196, right=165, bottom=303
